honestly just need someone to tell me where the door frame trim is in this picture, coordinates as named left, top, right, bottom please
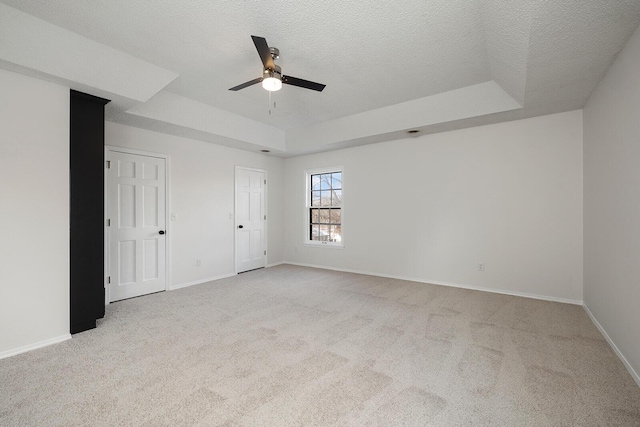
left=104, top=146, right=171, bottom=304
left=234, top=166, right=268, bottom=274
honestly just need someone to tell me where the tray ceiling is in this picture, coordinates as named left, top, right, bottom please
left=1, top=0, right=639, bottom=155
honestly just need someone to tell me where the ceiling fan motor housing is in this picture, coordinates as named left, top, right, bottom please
left=264, top=65, right=282, bottom=81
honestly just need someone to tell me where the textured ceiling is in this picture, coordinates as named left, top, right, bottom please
left=1, top=0, right=640, bottom=156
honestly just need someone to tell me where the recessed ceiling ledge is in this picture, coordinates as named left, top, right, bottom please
left=126, top=91, right=287, bottom=152
left=285, top=81, right=522, bottom=152
left=0, top=3, right=178, bottom=103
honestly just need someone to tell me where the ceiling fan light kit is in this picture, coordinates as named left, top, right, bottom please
left=262, top=65, right=282, bottom=91
left=229, top=35, right=326, bottom=93
left=262, top=77, right=282, bottom=91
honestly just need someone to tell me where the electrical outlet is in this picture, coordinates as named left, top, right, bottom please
left=478, top=262, right=485, bottom=271
left=196, top=259, right=202, bottom=267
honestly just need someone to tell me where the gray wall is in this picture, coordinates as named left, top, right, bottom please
left=583, top=24, right=640, bottom=383
left=284, top=111, right=584, bottom=303
left=0, top=69, right=70, bottom=356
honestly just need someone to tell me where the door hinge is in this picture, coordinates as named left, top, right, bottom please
left=264, top=215, right=266, bottom=220
left=106, top=160, right=111, bottom=169
left=107, top=276, right=111, bottom=284
left=264, top=179, right=267, bottom=185
left=107, top=219, right=111, bottom=227
left=264, top=250, right=267, bottom=255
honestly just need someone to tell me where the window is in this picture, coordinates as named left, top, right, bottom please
left=306, top=168, right=343, bottom=246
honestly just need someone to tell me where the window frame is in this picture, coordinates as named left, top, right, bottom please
left=305, top=166, right=344, bottom=248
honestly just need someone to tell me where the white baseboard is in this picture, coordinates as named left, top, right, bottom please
left=170, top=273, right=235, bottom=291
left=583, top=304, right=640, bottom=388
left=267, top=262, right=284, bottom=268
left=0, top=334, right=71, bottom=360
left=283, top=262, right=583, bottom=305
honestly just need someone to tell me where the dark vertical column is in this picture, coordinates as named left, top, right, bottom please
left=70, top=90, right=110, bottom=334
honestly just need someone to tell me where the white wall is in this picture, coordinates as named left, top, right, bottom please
left=0, top=69, right=71, bottom=356
left=283, top=111, right=584, bottom=302
left=583, top=24, right=640, bottom=383
left=105, top=123, right=284, bottom=289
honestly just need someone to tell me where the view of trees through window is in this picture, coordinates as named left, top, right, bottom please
left=309, top=171, right=342, bottom=243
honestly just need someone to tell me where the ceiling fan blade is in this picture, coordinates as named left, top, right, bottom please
left=251, top=35, right=275, bottom=70
left=229, top=77, right=263, bottom=91
left=282, top=75, right=326, bottom=92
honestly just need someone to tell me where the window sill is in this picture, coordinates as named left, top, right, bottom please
left=304, top=242, right=345, bottom=249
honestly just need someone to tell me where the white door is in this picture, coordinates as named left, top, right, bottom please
left=108, top=151, right=167, bottom=301
left=236, top=167, right=266, bottom=273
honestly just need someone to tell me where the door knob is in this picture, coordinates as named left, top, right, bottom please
left=238, top=225, right=244, bottom=229
left=159, top=230, right=165, bottom=235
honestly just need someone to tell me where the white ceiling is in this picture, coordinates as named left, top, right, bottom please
left=1, top=0, right=639, bottom=156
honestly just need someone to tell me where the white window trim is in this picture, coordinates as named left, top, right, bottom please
left=305, top=166, right=344, bottom=248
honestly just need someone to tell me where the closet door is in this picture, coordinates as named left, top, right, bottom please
left=70, top=90, right=110, bottom=334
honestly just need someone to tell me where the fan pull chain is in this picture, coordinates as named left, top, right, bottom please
left=268, top=92, right=277, bottom=115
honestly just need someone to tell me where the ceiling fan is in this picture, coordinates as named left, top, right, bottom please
left=229, top=35, right=326, bottom=93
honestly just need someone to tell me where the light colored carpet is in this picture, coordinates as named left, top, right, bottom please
left=1, top=264, right=639, bottom=426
